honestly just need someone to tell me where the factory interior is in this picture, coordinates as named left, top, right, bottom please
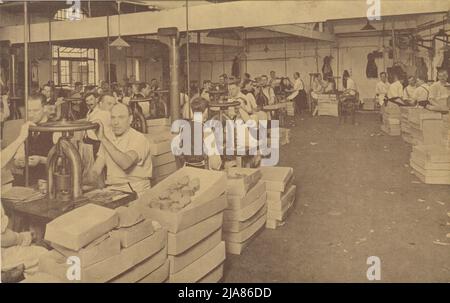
left=0, top=0, right=449, bottom=283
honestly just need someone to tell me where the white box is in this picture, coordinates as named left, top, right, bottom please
left=226, top=168, right=261, bottom=197
left=168, top=228, right=222, bottom=274
left=223, top=205, right=267, bottom=233
left=198, top=264, right=223, bottom=283
left=260, top=167, right=293, bottom=192
left=45, top=204, right=119, bottom=251
left=227, top=181, right=265, bottom=210
left=167, top=212, right=223, bottom=255
left=169, top=242, right=226, bottom=283
left=138, top=260, right=169, bottom=283
left=51, top=233, right=120, bottom=268
left=267, top=185, right=296, bottom=212
left=111, top=219, right=155, bottom=248
left=224, top=192, right=266, bottom=222
left=223, top=210, right=266, bottom=244
left=110, top=245, right=167, bottom=283
left=39, top=228, right=167, bottom=283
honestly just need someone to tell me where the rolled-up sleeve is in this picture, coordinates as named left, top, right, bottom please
left=127, top=134, right=151, bottom=166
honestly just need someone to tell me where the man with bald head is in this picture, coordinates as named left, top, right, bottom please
left=89, top=102, right=152, bottom=194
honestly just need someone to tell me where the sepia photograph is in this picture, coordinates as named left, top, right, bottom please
left=0, top=0, right=449, bottom=287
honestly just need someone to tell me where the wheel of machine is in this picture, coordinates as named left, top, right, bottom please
left=29, top=120, right=98, bottom=133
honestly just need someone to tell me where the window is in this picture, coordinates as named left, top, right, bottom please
left=126, top=57, right=141, bottom=82
left=52, top=46, right=98, bottom=87
left=54, top=7, right=88, bottom=21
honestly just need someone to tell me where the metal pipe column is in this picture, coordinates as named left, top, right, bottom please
left=169, top=35, right=180, bottom=120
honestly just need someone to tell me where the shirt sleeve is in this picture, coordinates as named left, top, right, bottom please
left=127, top=133, right=151, bottom=166
left=1, top=203, right=9, bottom=234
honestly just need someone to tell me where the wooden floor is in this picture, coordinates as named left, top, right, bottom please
left=223, top=113, right=450, bottom=282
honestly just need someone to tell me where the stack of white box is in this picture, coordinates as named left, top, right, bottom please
left=381, top=105, right=401, bottom=136
left=145, top=122, right=178, bottom=184
left=36, top=204, right=168, bottom=283
left=410, top=145, right=450, bottom=185
left=223, top=168, right=267, bottom=255
left=408, top=109, right=442, bottom=146
left=138, top=167, right=228, bottom=283
left=260, top=167, right=296, bottom=229
left=317, top=94, right=338, bottom=117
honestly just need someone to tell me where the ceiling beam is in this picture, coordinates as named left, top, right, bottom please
left=262, top=24, right=335, bottom=42
left=0, top=0, right=447, bottom=44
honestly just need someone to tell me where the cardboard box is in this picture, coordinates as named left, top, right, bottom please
left=39, top=228, right=167, bottom=283
left=111, top=219, right=155, bottom=248
left=267, top=185, right=296, bottom=212
left=260, top=167, right=293, bottom=192
left=226, top=168, right=262, bottom=197
left=115, top=205, right=145, bottom=228
left=110, top=245, right=167, bottom=283
left=227, top=181, right=265, bottom=210
left=147, top=118, right=171, bottom=127
left=149, top=141, right=172, bottom=156
left=266, top=178, right=295, bottom=201
left=137, top=168, right=227, bottom=233
left=169, top=241, right=226, bottom=283
left=266, top=219, right=285, bottom=230
left=168, top=228, right=222, bottom=274
left=225, top=225, right=264, bottom=255
left=138, top=260, right=169, bottom=283
left=267, top=199, right=294, bottom=221
left=167, top=213, right=223, bottom=255
left=224, top=192, right=266, bottom=222
left=223, top=211, right=266, bottom=244
left=45, top=204, right=119, bottom=251
left=51, top=234, right=121, bottom=268
left=21, top=272, right=64, bottom=283
left=224, top=205, right=267, bottom=233
left=413, top=145, right=450, bottom=163
left=153, top=152, right=176, bottom=167
left=198, top=264, right=224, bottom=283
left=154, top=161, right=178, bottom=177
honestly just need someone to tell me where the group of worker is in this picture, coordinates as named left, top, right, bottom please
left=375, top=68, right=449, bottom=112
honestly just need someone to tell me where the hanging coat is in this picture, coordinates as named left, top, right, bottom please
left=366, top=52, right=378, bottom=78
left=231, top=56, right=240, bottom=78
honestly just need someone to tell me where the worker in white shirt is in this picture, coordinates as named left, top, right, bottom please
left=386, top=69, right=405, bottom=106
left=88, top=103, right=152, bottom=195
left=260, top=75, right=276, bottom=105
left=403, top=76, right=417, bottom=106
left=413, top=77, right=430, bottom=108
left=84, top=92, right=115, bottom=156
left=427, top=70, right=449, bottom=112
left=286, top=72, right=307, bottom=115
left=375, top=72, right=390, bottom=106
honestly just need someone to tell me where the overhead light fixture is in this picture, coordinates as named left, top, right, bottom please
left=361, top=19, right=376, bottom=31
left=110, top=1, right=130, bottom=50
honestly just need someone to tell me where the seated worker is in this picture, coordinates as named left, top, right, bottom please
left=88, top=103, right=152, bottom=195
left=323, top=76, right=335, bottom=93
left=41, top=84, right=63, bottom=121
left=1, top=121, right=48, bottom=282
left=136, top=82, right=151, bottom=117
left=311, top=73, right=326, bottom=116
left=375, top=72, right=390, bottom=106
left=84, top=92, right=115, bottom=156
left=218, top=73, right=228, bottom=92
left=200, top=80, right=212, bottom=102
left=386, top=69, right=405, bottom=107
left=13, top=94, right=55, bottom=186
left=260, top=75, right=276, bottom=105
left=227, top=78, right=259, bottom=122
left=403, top=76, right=417, bottom=106
left=269, top=70, right=278, bottom=88
left=150, top=78, right=159, bottom=91
left=426, top=69, right=449, bottom=112
left=176, top=97, right=222, bottom=170
left=413, top=77, right=430, bottom=108
left=70, top=82, right=83, bottom=98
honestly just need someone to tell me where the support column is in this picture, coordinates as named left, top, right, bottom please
left=158, top=27, right=180, bottom=121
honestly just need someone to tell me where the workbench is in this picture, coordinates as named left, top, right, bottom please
left=2, top=189, right=137, bottom=246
